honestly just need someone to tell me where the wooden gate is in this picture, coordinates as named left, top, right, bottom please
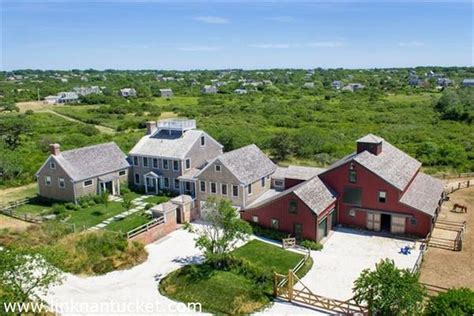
left=273, top=270, right=368, bottom=314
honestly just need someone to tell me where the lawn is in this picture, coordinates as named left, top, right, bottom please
left=105, top=211, right=152, bottom=233
left=160, top=239, right=313, bottom=314
left=143, top=195, right=170, bottom=205
left=65, top=201, right=125, bottom=229
left=0, top=183, right=38, bottom=204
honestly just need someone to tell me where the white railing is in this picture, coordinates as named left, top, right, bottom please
left=157, top=119, right=196, bottom=131
left=126, top=216, right=164, bottom=239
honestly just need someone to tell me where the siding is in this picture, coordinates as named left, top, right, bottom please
left=37, top=157, right=75, bottom=201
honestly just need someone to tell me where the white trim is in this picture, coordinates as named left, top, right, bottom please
left=142, top=157, right=149, bottom=168
left=133, top=156, right=139, bottom=167
left=232, top=184, right=239, bottom=197
left=45, top=176, right=52, bottom=186
left=247, top=183, right=253, bottom=195
left=214, top=164, right=221, bottom=172
left=50, top=161, right=56, bottom=169
left=221, top=183, right=228, bottom=196
left=58, top=177, right=65, bottom=189
left=172, top=160, right=180, bottom=172
left=200, top=135, right=206, bottom=147
left=152, top=158, right=159, bottom=169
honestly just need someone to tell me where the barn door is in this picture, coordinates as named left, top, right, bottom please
left=391, top=216, right=406, bottom=234
left=367, top=213, right=381, bottom=231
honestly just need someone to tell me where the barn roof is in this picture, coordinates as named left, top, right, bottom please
left=400, top=172, right=444, bottom=216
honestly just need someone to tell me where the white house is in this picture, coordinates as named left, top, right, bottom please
left=120, top=88, right=137, bottom=97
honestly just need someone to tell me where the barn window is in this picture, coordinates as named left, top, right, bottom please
left=343, top=187, right=362, bottom=206
left=289, top=200, right=298, bottom=214
left=271, top=218, right=279, bottom=229
left=410, top=218, right=417, bottom=225
left=349, top=170, right=357, bottom=183
left=58, top=178, right=65, bottom=189
left=378, top=191, right=387, bottom=203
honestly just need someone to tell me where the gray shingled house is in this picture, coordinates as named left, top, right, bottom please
left=128, top=119, right=223, bottom=197
left=36, top=142, right=130, bottom=202
left=195, top=144, right=276, bottom=209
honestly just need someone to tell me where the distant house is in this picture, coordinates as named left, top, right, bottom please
left=332, top=80, right=343, bottom=90
left=408, top=75, right=421, bottom=87
left=342, top=83, right=365, bottom=92
left=303, top=82, right=315, bottom=89
left=202, top=85, right=218, bottom=94
left=120, top=88, right=137, bottom=97
left=462, top=79, right=474, bottom=87
left=73, top=86, right=100, bottom=96
left=44, top=95, right=59, bottom=105
left=160, top=88, right=173, bottom=98
left=263, top=80, right=273, bottom=85
left=195, top=144, right=276, bottom=210
left=57, top=92, right=79, bottom=104
left=234, top=88, right=247, bottom=95
left=36, top=142, right=130, bottom=202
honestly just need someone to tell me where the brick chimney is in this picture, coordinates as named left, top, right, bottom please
left=146, top=121, right=157, bottom=135
left=50, top=143, right=61, bottom=156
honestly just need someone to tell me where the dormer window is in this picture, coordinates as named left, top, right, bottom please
left=50, top=161, right=56, bottom=169
left=200, top=136, right=205, bottom=146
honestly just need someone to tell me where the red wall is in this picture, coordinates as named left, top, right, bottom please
left=319, top=161, right=432, bottom=237
left=284, top=178, right=304, bottom=190
left=241, top=192, right=336, bottom=241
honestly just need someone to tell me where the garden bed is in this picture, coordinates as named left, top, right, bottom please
left=159, top=239, right=313, bottom=314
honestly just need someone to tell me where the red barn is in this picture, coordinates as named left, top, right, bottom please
left=241, top=176, right=337, bottom=242
left=318, top=134, right=444, bottom=238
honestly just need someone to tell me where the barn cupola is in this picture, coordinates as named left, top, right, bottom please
left=356, top=134, right=383, bottom=155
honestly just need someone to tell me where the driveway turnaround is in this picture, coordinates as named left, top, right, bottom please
left=44, top=228, right=205, bottom=315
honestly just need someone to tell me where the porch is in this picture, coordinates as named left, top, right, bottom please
left=98, top=174, right=121, bottom=196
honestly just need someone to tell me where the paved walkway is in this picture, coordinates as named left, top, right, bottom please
left=88, top=195, right=150, bottom=231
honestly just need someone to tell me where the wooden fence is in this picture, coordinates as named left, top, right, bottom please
left=282, top=237, right=296, bottom=249
left=428, top=220, right=466, bottom=251
left=0, top=198, right=43, bottom=224
left=274, top=270, right=368, bottom=314
left=126, top=216, right=164, bottom=239
left=445, top=180, right=471, bottom=194
left=434, top=172, right=474, bottom=180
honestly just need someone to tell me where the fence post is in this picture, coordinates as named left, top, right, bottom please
left=273, top=273, right=278, bottom=297
left=288, top=270, right=294, bottom=302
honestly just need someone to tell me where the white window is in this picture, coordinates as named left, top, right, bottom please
left=133, top=156, right=139, bottom=166
left=84, top=179, right=93, bottom=187
left=248, top=184, right=252, bottom=195
left=271, top=218, right=279, bottom=229
left=134, top=173, right=140, bottom=184
left=378, top=191, right=387, bottom=203
left=164, top=177, right=170, bottom=188
left=58, top=178, right=65, bottom=188
left=143, top=157, right=149, bottom=167
left=200, top=135, right=205, bottom=146
left=349, top=209, right=356, bottom=217
left=174, top=179, right=180, bottom=190
left=163, top=159, right=169, bottom=170
left=210, top=182, right=217, bottom=194
left=221, top=183, right=227, bottom=195
left=252, top=215, right=259, bottom=223
left=215, top=164, right=221, bottom=172
left=50, top=161, right=56, bottom=169
left=45, top=176, right=52, bottom=186
left=232, top=185, right=239, bottom=197
left=153, top=158, right=159, bottom=169
left=185, top=159, right=191, bottom=170
left=173, top=160, right=179, bottom=172
left=119, top=170, right=126, bottom=176
left=200, top=181, right=206, bottom=192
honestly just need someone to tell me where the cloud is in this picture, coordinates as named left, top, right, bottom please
left=193, top=16, right=229, bottom=24
left=266, top=16, right=295, bottom=23
left=399, top=41, right=424, bottom=47
left=249, top=42, right=344, bottom=49
left=307, top=41, right=344, bottom=48
left=178, top=45, right=221, bottom=52
left=249, top=43, right=291, bottom=49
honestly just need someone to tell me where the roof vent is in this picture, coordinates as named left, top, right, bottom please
left=356, top=134, right=383, bottom=155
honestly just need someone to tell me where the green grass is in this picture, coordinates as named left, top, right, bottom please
left=0, top=184, right=38, bottom=203
left=143, top=195, right=170, bottom=205
left=105, top=211, right=152, bottom=233
left=14, top=201, right=53, bottom=215
left=160, top=239, right=312, bottom=314
left=65, top=201, right=125, bottom=229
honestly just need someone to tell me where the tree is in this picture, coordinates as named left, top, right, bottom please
left=100, top=191, right=110, bottom=209
left=195, top=197, right=252, bottom=261
left=0, top=248, right=63, bottom=303
left=269, top=131, right=294, bottom=162
left=353, top=259, right=425, bottom=315
left=425, top=288, right=474, bottom=316
left=121, top=193, right=133, bottom=210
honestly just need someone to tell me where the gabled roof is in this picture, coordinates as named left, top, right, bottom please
left=42, top=142, right=129, bottom=182
left=245, top=176, right=336, bottom=215
left=129, top=129, right=222, bottom=159
left=322, top=135, right=421, bottom=191
left=204, top=144, right=276, bottom=185
left=273, top=165, right=326, bottom=181
left=400, top=172, right=444, bottom=216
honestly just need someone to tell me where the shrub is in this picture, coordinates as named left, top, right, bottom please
left=52, top=204, right=67, bottom=215
left=144, top=203, right=153, bottom=210
left=300, top=240, right=323, bottom=251
left=87, top=200, right=96, bottom=207
left=250, top=223, right=289, bottom=241
left=93, top=195, right=104, bottom=204
left=425, top=288, right=474, bottom=316
left=64, top=202, right=76, bottom=210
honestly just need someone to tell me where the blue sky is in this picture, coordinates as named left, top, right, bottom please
left=1, top=1, right=473, bottom=70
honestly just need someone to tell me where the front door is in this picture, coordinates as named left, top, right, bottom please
left=105, top=181, right=113, bottom=194
left=176, top=207, right=182, bottom=224
left=293, top=223, right=303, bottom=240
